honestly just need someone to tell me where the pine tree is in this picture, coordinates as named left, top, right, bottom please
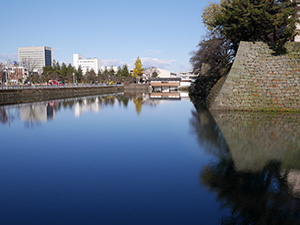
left=76, top=66, right=83, bottom=82
left=121, top=64, right=130, bottom=77
left=103, top=66, right=109, bottom=74
left=87, top=68, right=96, bottom=83
left=109, top=66, right=115, bottom=75
left=115, top=66, right=121, bottom=77
left=66, top=63, right=74, bottom=83
left=203, top=0, right=298, bottom=53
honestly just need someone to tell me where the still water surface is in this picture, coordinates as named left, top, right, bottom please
left=0, top=93, right=300, bottom=224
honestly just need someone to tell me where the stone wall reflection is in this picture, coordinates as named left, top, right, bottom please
left=189, top=108, right=230, bottom=159
left=190, top=108, right=300, bottom=224
left=211, top=111, right=300, bottom=172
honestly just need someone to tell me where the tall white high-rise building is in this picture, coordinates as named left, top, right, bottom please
left=18, top=46, right=53, bottom=74
left=73, top=54, right=101, bottom=75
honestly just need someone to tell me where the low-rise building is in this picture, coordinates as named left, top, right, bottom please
left=73, top=54, right=101, bottom=75
left=5, top=61, right=29, bottom=83
left=156, top=68, right=177, bottom=78
left=179, top=71, right=198, bottom=87
left=143, top=67, right=177, bottom=81
left=150, top=77, right=181, bottom=93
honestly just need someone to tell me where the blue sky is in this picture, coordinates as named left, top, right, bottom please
left=1, top=0, right=212, bottom=73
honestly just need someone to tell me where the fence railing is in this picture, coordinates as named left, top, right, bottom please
left=0, top=84, right=123, bottom=90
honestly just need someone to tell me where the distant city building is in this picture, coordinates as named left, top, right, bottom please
left=73, top=54, right=101, bottom=75
left=18, top=46, right=53, bottom=74
left=143, top=67, right=177, bottom=81
left=179, top=71, right=198, bottom=87
left=5, top=60, right=29, bottom=83
left=156, top=68, right=177, bottom=78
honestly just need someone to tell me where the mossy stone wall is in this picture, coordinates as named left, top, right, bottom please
left=209, top=41, right=300, bottom=111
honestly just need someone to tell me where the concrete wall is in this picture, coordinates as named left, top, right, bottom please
left=209, top=41, right=300, bottom=111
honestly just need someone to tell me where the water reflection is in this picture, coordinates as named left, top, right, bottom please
left=211, top=111, right=300, bottom=172
left=74, top=97, right=101, bottom=117
left=21, top=104, right=55, bottom=122
left=190, top=107, right=300, bottom=224
left=0, top=106, right=19, bottom=127
left=189, top=107, right=230, bottom=160
left=149, top=89, right=189, bottom=101
left=20, top=103, right=55, bottom=128
left=150, top=92, right=181, bottom=100
left=201, top=161, right=300, bottom=224
left=0, top=92, right=170, bottom=127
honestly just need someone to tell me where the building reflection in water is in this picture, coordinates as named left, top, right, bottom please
left=0, top=92, right=175, bottom=127
left=0, top=91, right=191, bottom=126
left=150, top=88, right=190, bottom=101
left=21, top=103, right=55, bottom=122
left=190, top=107, right=300, bottom=224
left=150, top=92, right=181, bottom=100
left=74, top=97, right=101, bottom=117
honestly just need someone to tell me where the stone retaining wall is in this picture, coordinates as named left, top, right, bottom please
left=209, top=41, right=300, bottom=111
left=0, top=86, right=124, bottom=105
left=124, top=84, right=150, bottom=92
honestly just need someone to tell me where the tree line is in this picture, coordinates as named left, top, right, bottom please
left=1, top=57, right=148, bottom=85
left=40, top=61, right=135, bottom=84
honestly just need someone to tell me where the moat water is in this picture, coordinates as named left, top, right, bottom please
left=0, top=92, right=300, bottom=224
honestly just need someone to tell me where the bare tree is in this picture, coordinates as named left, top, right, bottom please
left=0, top=63, right=5, bottom=84
left=21, top=58, right=40, bottom=83
left=143, top=67, right=160, bottom=81
left=189, top=33, right=234, bottom=108
left=190, top=34, right=234, bottom=77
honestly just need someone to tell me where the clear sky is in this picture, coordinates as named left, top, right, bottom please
left=0, top=0, right=212, bottom=73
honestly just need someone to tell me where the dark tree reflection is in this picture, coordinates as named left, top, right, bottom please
left=0, top=106, right=18, bottom=126
left=189, top=107, right=230, bottom=160
left=190, top=106, right=300, bottom=224
left=201, top=160, right=300, bottom=225
left=0, top=107, right=9, bottom=125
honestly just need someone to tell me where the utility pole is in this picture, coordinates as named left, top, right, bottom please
left=5, top=69, right=8, bottom=88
